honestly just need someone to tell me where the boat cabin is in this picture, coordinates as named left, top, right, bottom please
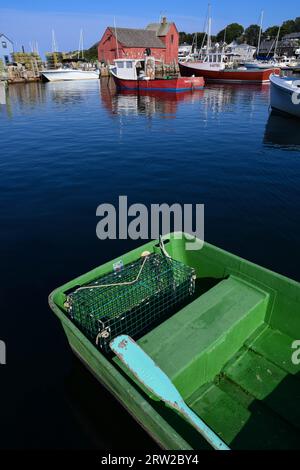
left=110, top=57, right=157, bottom=81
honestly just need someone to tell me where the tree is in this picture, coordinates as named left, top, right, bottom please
left=295, top=17, right=300, bottom=32
left=216, top=23, right=244, bottom=43
left=264, top=26, right=280, bottom=39
left=280, top=19, right=296, bottom=38
left=244, top=24, right=260, bottom=46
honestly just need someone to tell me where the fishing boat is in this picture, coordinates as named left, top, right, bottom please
left=41, top=68, right=99, bottom=82
left=178, top=8, right=279, bottom=84
left=179, top=62, right=280, bottom=84
left=49, top=233, right=300, bottom=450
left=178, top=8, right=227, bottom=79
left=270, top=74, right=300, bottom=118
left=110, top=57, right=205, bottom=92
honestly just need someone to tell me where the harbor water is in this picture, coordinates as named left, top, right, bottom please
left=0, top=78, right=300, bottom=449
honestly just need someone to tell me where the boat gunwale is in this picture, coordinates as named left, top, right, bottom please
left=48, top=233, right=300, bottom=449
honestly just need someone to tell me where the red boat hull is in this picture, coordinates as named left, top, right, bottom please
left=179, top=63, right=280, bottom=84
left=112, top=76, right=205, bottom=91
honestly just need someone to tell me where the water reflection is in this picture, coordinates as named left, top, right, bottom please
left=7, top=81, right=46, bottom=108
left=48, top=80, right=97, bottom=105
left=100, top=78, right=205, bottom=118
left=5, top=80, right=98, bottom=113
left=201, top=83, right=270, bottom=116
left=264, top=111, right=300, bottom=150
left=100, top=79, right=271, bottom=120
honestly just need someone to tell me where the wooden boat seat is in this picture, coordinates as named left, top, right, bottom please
left=138, top=275, right=270, bottom=399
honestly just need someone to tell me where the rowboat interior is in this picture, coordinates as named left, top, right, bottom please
left=49, top=234, right=300, bottom=450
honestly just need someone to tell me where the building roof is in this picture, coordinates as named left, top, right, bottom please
left=108, top=27, right=165, bottom=48
left=0, top=33, right=13, bottom=44
left=283, top=32, right=300, bottom=40
left=146, top=21, right=174, bottom=37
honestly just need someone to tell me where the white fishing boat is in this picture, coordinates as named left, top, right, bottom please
left=178, top=8, right=226, bottom=74
left=41, top=68, right=99, bottom=82
left=270, top=74, right=300, bottom=118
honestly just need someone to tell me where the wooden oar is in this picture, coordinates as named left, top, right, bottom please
left=110, top=335, right=230, bottom=451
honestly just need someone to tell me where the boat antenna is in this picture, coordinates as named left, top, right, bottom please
left=114, top=17, right=119, bottom=59
left=257, top=10, right=264, bottom=58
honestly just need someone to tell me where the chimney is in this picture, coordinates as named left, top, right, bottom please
left=162, top=16, right=167, bottom=24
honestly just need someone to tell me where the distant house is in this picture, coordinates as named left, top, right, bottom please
left=282, top=32, right=300, bottom=44
left=259, top=35, right=300, bottom=58
left=178, top=43, right=192, bottom=58
left=98, top=17, right=178, bottom=64
left=0, top=33, right=13, bottom=65
left=226, top=41, right=256, bottom=60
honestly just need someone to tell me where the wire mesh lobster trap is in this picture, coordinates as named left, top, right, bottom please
left=64, top=252, right=196, bottom=353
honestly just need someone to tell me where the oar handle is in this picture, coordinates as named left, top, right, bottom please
left=180, top=402, right=230, bottom=451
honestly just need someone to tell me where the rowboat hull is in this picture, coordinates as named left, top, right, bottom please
left=49, top=234, right=300, bottom=450
left=111, top=75, right=205, bottom=92
left=270, top=74, right=300, bottom=118
left=179, top=62, right=280, bottom=83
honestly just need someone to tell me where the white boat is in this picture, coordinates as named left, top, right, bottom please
left=179, top=8, right=226, bottom=73
left=270, top=74, right=300, bottom=118
left=180, top=51, right=226, bottom=73
left=41, top=68, right=99, bottom=82
left=244, top=60, right=276, bottom=69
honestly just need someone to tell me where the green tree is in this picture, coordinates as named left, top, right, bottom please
left=295, top=17, right=300, bottom=32
left=264, top=25, right=280, bottom=39
left=244, top=24, right=260, bottom=46
left=216, top=23, right=244, bottom=43
left=280, top=19, right=296, bottom=37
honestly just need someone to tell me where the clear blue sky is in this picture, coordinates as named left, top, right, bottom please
left=1, top=1, right=299, bottom=56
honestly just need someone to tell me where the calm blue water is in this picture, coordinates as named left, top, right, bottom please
left=0, top=79, right=300, bottom=449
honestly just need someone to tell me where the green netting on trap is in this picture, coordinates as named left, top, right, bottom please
left=64, top=253, right=195, bottom=353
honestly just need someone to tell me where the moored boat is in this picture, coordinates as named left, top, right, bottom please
left=110, top=57, right=205, bottom=92
left=49, top=233, right=300, bottom=450
left=179, top=62, right=280, bottom=84
left=270, top=74, right=300, bottom=118
left=41, top=68, right=99, bottom=82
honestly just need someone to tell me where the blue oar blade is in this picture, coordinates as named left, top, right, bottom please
left=110, top=335, right=230, bottom=451
left=110, top=335, right=182, bottom=404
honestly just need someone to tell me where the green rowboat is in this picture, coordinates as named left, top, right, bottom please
left=49, top=234, right=300, bottom=450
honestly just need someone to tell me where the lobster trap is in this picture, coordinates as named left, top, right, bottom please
left=64, top=251, right=196, bottom=353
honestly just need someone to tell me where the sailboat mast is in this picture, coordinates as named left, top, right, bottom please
left=78, top=29, right=84, bottom=60
left=207, top=3, right=212, bottom=53
left=274, top=26, right=281, bottom=58
left=257, top=10, right=264, bottom=57
left=52, top=29, right=58, bottom=53
left=114, top=17, right=119, bottom=59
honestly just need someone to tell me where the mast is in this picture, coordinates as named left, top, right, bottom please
left=52, top=29, right=58, bottom=53
left=257, top=10, right=264, bottom=57
left=207, top=3, right=212, bottom=53
left=274, top=26, right=281, bottom=58
left=78, top=29, right=84, bottom=60
left=207, top=3, right=211, bottom=54
left=114, top=17, right=119, bottom=59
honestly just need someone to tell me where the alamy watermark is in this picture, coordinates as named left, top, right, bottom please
left=292, top=340, right=300, bottom=365
left=96, top=196, right=204, bottom=250
left=291, top=81, right=300, bottom=105
left=0, top=340, right=6, bottom=365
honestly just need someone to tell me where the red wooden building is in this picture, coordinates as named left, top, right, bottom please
left=98, top=17, right=178, bottom=65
